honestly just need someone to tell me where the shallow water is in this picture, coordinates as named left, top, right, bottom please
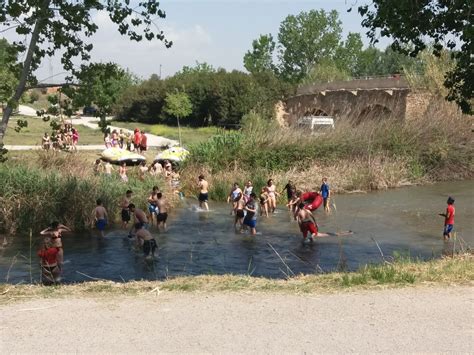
left=1, top=181, right=472, bottom=283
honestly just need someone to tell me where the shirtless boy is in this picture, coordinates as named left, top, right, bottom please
left=156, top=192, right=169, bottom=231
left=147, top=186, right=160, bottom=226
left=198, top=175, right=209, bottom=211
left=104, top=161, right=114, bottom=177
left=234, top=192, right=246, bottom=231
left=129, top=204, right=149, bottom=229
left=92, top=199, right=108, bottom=237
left=120, top=190, right=133, bottom=229
left=134, top=223, right=157, bottom=259
left=296, top=202, right=318, bottom=243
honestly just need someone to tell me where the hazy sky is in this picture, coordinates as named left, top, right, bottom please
left=3, top=0, right=388, bottom=82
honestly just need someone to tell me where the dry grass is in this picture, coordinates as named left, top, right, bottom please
left=181, top=101, right=472, bottom=201
left=0, top=254, right=472, bottom=303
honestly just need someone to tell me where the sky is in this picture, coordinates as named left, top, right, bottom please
left=2, top=0, right=388, bottom=82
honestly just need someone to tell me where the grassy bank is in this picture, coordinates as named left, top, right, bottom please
left=110, top=121, right=220, bottom=146
left=0, top=255, right=472, bottom=301
left=5, top=116, right=104, bottom=145
left=180, top=107, right=472, bottom=201
left=0, top=150, right=169, bottom=235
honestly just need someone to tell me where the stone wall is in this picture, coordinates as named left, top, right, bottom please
left=284, top=89, right=410, bottom=125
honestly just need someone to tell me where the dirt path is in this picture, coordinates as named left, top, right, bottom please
left=0, top=286, right=472, bottom=353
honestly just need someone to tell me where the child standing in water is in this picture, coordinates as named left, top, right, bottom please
left=134, top=222, right=157, bottom=259
left=320, top=177, right=331, bottom=212
left=92, top=199, right=108, bottom=237
left=198, top=175, right=209, bottom=211
left=439, top=196, right=455, bottom=241
left=243, top=192, right=258, bottom=236
left=38, top=237, right=61, bottom=284
left=40, top=222, right=71, bottom=270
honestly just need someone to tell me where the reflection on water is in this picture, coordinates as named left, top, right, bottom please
left=0, top=181, right=472, bottom=283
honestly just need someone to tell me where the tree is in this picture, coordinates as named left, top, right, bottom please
left=0, top=39, right=18, bottom=110
left=334, top=33, right=363, bottom=76
left=0, top=0, right=172, bottom=145
left=358, top=0, right=472, bottom=114
left=164, top=92, right=192, bottom=146
left=66, top=63, right=134, bottom=132
left=277, top=9, right=342, bottom=83
left=243, top=34, right=276, bottom=75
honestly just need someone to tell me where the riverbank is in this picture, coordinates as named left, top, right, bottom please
left=1, top=254, right=472, bottom=300
left=180, top=109, right=473, bottom=200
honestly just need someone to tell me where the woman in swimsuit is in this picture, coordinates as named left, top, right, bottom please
left=259, top=187, right=269, bottom=218
left=40, top=221, right=71, bottom=269
left=266, top=179, right=279, bottom=213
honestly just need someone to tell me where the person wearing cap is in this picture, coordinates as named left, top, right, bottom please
left=439, top=197, right=455, bottom=241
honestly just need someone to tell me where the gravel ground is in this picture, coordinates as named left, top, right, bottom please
left=0, top=286, right=472, bottom=354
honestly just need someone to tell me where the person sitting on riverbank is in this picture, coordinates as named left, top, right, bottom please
left=296, top=202, right=318, bottom=243
left=40, top=222, right=71, bottom=270
left=38, top=237, right=61, bottom=284
left=439, top=196, right=455, bottom=241
left=92, top=199, right=108, bottom=237
left=198, top=175, right=209, bottom=211
left=134, top=222, right=157, bottom=259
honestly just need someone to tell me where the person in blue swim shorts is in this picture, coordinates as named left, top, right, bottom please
left=92, top=199, right=108, bottom=237
left=243, top=192, right=258, bottom=236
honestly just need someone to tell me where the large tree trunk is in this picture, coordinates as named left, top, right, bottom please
left=0, top=0, right=50, bottom=144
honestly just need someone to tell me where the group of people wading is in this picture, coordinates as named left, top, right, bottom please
left=221, top=177, right=332, bottom=239
left=36, top=170, right=456, bottom=285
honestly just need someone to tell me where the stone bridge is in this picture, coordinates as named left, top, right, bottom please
left=283, top=76, right=430, bottom=125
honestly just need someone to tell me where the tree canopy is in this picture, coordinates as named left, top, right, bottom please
left=357, top=0, right=472, bottom=114
left=164, top=91, right=192, bottom=146
left=0, top=0, right=172, bottom=145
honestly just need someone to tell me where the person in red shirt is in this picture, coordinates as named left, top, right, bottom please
left=38, top=238, right=61, bottom=284
left=140, top=131, right=147, bottom=152
left=439, top=197, right=455, bottom=241
left=133, top=128, right=141, bottom=152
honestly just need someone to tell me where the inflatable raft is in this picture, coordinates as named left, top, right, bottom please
left=301, top=192, right=323, bottom=211
left=154, top=146, right=189, bottom=164
left=101, top=148, right=146, bottom=165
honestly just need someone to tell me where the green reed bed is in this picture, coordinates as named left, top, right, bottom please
left=0, top=152, right=166, bottom=235
left=181, top=109, right=472, bottom=201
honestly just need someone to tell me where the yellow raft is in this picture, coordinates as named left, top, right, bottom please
left=101, top=148, right=146, bottom=165
left=154, top=146, right=189, bottom=163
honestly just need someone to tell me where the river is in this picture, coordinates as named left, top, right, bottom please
left=1, top=181, right=472, bottom=283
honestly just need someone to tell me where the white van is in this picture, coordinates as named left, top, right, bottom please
left=296, top=116, right=335, bottom=132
